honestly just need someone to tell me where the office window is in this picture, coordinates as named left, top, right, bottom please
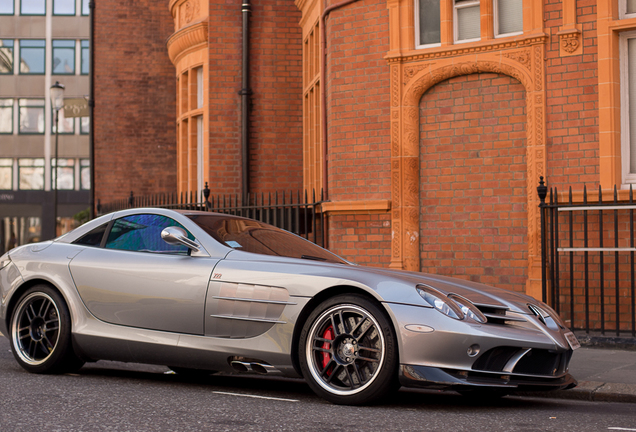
left=495, top=0, right=523, bottom=36
left=52, top=107, right=74, bottom=134
left=18, top=158, right=44, bottom=190
left=20, top=0, right=45, bottom=15
left=19, top=39, right=45, bottom=74
left=80, top=158, right=90, bottom=189
left=52, top=40, right=75, bottom=74
left=416, top=0, right=441, bottom=47
left=80, top=116, right=89, bottom=134
left=196, top=66, right=203, bottom=109
left=53, top=0, right=73, bottom=15
left=0, top=159, right=12, bottom=190
left=0, top=40, right=14, bottom=74
left=0, top=0, right=14, bottom=15
left=81, top=0, right=88, bottom=15
left=18, top=99, right=44, bottom=134
left=0, top=99, right=12, bottom=134
left=455, top=0, right=481, bottom=42
left=80, top=40, right=89, bottom=74
left=51, top=158, right=74, bottom=190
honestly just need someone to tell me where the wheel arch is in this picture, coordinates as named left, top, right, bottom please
left=290, top=285, right=396, bottom=377
left=5, top=278, right=66, bottom=333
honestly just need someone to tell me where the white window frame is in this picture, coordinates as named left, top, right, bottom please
left=620, top=0, right=636, bottom=20
left=454, top=0, right=481, bottom=44
left=494, top=0, right=523, bottom=38
left=414, top=0, right=441, bottom=49
left=619, top=30, right=636, bottom=186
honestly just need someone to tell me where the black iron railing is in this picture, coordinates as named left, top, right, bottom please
left=538, top=177, right=636, bottom=337
left=97, top=185, right=325, bottom=247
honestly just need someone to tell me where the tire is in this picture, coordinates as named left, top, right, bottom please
left=10, top=285, right=84, bottom=374
left=298, top=294, right=399, bottom=405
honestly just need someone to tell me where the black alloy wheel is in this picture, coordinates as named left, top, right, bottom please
left=299, top=294, right=399, bottom=405
left=10, top=285, right=84, bottom=374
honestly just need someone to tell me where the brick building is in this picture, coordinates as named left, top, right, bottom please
left=95, top=0, right=636, bottom=314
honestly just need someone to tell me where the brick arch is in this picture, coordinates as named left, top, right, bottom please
left=388, top=47, right=547, bottom=297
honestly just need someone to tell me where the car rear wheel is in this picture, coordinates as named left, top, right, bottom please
left=10, top=285, right=84, bottom=374
left=299, top=294, right=399, bottom=405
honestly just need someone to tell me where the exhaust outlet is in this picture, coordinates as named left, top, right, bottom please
left=228, top=357, right=281, bottom=375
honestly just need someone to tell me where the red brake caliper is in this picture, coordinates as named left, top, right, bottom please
left=321, top=325, right=334, bottom=375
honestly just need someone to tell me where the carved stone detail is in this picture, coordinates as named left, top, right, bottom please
left=502, top=50, right=531, bottom=70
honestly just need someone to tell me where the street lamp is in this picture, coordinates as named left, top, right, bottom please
left=50, top=81, right=65, bottom=237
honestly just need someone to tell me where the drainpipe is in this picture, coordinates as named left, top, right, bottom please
left=240, top=0, right=252, bottom=205
left=320, top=0, right=360, bottom=201
left=89, top=0, right=95, bottom=219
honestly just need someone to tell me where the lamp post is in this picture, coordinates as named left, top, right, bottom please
left=50, top=81, right=65, bottom=237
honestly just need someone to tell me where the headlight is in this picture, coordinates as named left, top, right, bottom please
left=0, top=253, right=10, bottom=270
left=416, top=285, right=463, bottom=320
left=449, top=294, right=487, bottom=324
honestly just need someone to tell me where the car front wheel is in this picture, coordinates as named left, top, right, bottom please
left=10, top=285, right=84, bottom=374
left=299, top=294, right=399, bottom=405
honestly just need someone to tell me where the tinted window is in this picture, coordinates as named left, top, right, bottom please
left=73, top=222, right=108, bottom=246
left=105, top=214, right=193, bottom=255
left=188, top=214, right=346, bottom=264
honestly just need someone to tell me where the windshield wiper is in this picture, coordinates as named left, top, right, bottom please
left=301, top=255, right=328, bottom=261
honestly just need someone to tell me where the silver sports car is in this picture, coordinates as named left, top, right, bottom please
left=0, top=208, right=578, bottom=405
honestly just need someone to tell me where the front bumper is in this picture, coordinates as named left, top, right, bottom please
left=399, top=364, right=578, bottom=392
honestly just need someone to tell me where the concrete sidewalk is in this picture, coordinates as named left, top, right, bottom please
left=514, top=346, right=636, bottom=403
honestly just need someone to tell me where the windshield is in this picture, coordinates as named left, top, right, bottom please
left=187, top=214, right=347, bottom=264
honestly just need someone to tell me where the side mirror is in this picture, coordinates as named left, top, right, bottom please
left=161, top=226, right=200, bottom=252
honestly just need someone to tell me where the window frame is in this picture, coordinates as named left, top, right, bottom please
left=51, top=158, right=75, bottom=190
left=494, top=0, right=523, bottom=38
left=0, top=98, right=13, bottom=134
left=17, top=158, right=44, bottom=190
left=52, top=39, right=76, bottom=75
left=414, top=0, right=442, bottom=49
left=620, top=30, right=636, bottom=186
left=18, top=98, right=45, bottom=134
left=51, top=106, right=75, bottom=134
left=0, top=0, right=15, bottom=15
left=19, top=39, right=46, bottom=75
left=52, top=0, right=74, bottom=15
left=621, top=0, right=636, bottom=20
left=19, top=0, right=46, bottom=15
left=80, top=158, right=90, bottom=190
left=80, top=39, right=89, bottom=75
left=0, top=158, right=13, bottom=190
left=0, top=39, right=14, bottom=74
left=454, top=0, right=481, bottom=44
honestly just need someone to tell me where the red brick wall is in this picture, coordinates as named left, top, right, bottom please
left=94, top=1, right=177, bottom=205
left=325, top=0, right=391, bottom=202
left=544, top=0, right=599, bottom=189
left=419, top=73, right=528, bottom=292
left=328, top=214, right=392, bottom=267
left=208, top=0, right=303, bottom=195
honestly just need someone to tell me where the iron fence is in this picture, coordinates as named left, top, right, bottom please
left=97, top=185, right=325, bottom=247
left=538, top=177, right=636, bottom=337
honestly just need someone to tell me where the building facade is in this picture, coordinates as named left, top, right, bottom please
left=0, top=0, right=91, bottom=251
left=95, top=0, right=635, bottom=311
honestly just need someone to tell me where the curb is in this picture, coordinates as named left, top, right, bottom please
left=513, top=381, right=636, bottom=404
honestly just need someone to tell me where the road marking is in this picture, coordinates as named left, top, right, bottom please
left=608, top=428, right=636, bottom=431
left=212, top=391, right=298, bottom=402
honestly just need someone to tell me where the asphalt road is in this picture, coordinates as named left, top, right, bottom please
left=0, top=336, right=635, bottom=432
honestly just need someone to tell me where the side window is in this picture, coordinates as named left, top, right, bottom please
left=105, top=214, right=193, bottom=255
left=73, top=222, right=108, bottom=246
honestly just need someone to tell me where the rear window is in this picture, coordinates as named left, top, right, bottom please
left=187, top=214, right=346, bottom=264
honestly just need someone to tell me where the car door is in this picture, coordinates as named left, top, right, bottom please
left=69, top=213, right=218, bottom=335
